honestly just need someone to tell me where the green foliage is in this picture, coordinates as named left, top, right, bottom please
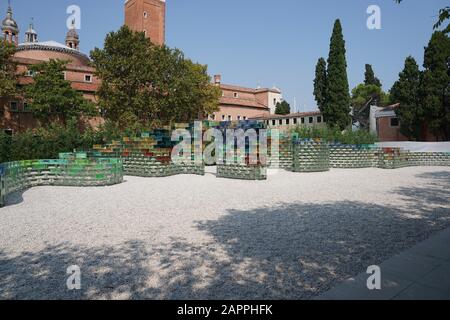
left=0, top=131, right=12, bottom=163
left=351, top=83, right=389, bottom=130
left=364, top=64, right=382, bottom=87
left=390, top=56, right=423, bottom=140
left=0, top=39, right=17, bottom=97
left=91, top=26, right=220, bottom=128
left=6, top=119, right=96, bottom=161
left=275, top=100, right=291, bottom=115
left=324, top=19, right=351, bottom=130
left=24, top=59, right=97, bottom=124
left=313, top=57, right=327, bottom=113
left=293, top=126, right=378, bottom=145
left=421, top=31, right=450, bottom=140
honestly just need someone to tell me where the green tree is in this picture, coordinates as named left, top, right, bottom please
left=351, top=83, right=389, bottom=130
left=275, top=100, right=291, bottom=115
left=24, top=59, right=97, bottom=125
left=390, top=56, right=424, bottom=140
left=364, top=64, right=382, bottom=87
left=324, top=19, right=351, bottom=130
left=421, top=31, right=450, bottom=140
left=313, top=57, right=327, bottom=113
left=0, top=39, right=17, bottom=97
left=91, top=26, right=220, bottom=128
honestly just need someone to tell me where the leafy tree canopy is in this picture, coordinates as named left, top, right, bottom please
left=351, top=83, right=389, bottom=130
left=91, top=26, right=221, bottom=128
left=390, top=56, right=424, bottom=140
left=24, top=59, right=97, bottom=125
left=275, top=100, right=291, bottom=115
left=0, top=39, right=17, bottom=97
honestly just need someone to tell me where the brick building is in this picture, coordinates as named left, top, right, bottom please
left=0, top=4, right=101, bottom=134
left=125, top=0, right=166, bottom=46
left=1, top=1, right=284, bottom=134
left=374, top=104, right=442, bottom=142
left=251, top=111, right=324, bottom=129
left=209, top=75, right=282, bottom=122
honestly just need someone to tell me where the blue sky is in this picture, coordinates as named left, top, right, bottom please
left=4, top=0, right=448, bottom=111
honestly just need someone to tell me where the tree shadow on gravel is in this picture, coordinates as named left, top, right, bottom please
left=395, top=171, right=450, bottom=209
left=1, top=198, right=449, bottom=299
left=1, top=168, right=449, bottom=300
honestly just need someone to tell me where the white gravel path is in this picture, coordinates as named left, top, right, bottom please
left=0, top=167, right=449, bottom=300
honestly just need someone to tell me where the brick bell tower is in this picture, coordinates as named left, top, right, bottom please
left=124, top=0, right=166, bottom=45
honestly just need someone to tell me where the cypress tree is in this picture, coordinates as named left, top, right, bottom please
left=324, top=19, right=351, bottom=130
left=313, top=57, right=327, bottom=113
left=364, top=64, right=382, bottom=87
left=390, top=56, right=424, bottom=140
left=421, top=31, right=450, bottom=140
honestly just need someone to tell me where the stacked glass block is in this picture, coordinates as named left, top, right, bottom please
left=329, top=144, right=379, bottom=168
left=376, top=148, right=409, bottom=169
left=406, top=152, right=450, bottom=167
left=0, top=154, right=123, bottom=207
left=90, top=125, right=205, bottom=177
left=292, top=138, right=330, bottom=172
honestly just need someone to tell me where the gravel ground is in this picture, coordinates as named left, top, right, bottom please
left=0, top=167, right=449, bottom=300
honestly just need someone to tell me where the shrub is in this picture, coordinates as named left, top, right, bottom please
left=292, top=126, right=378, bottom=145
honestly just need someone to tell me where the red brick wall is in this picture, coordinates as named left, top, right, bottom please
left=125, top=0, right=165, bottom=45
left=377, top=117, right=409, bottom=142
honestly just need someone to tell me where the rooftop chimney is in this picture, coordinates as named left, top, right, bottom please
left=214, top=74, right=221, bottom=85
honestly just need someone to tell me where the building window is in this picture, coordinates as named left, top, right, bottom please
left=237, top=115, right=241, bottom=120
left=301, top=118, right=305, bottom=124
left=143, top=11, right=148, bottom=19
left=286, top=118, right=290, bottom=125
left=211, top=114, right=215, bottom=120
left=10, top=101, right=18, bottom=112
left=23, top=102, right=31, bottom=112
left=390, top=117, right=400, bottom=127
left=228, top=115, right=232, bottom=121
left=221, top=115, right=225, bottom=121
left=279, top=119, right=282, bottom=125
left=233, top=92, right=238, bottom=98
left=293, top=118, right=297, bottom=125
left=309, top=117, right=313, bottom=124
left=273, top=98, right=277, bottom=105
left=272, top=120, right=276, bottom=126
left=84, top=75, right=92, bottom=83
left=317, top=116, right=322, bottom=123
left=26, top=70, right=37, bottom=77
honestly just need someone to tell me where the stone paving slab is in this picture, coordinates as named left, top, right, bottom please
left=318, top=227, right=450, bottom=300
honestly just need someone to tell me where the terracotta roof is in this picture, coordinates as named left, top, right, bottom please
left=71, top=82, right=98, bottom=92
left=220, top=83, right=281, bottom=94
left=250, top=111, right=322, bottom=120
left=13, top=56, right=95, bottom=72
left=219, top=96, right=269, bottom=110
left=16, top=41, right=90, bottom=62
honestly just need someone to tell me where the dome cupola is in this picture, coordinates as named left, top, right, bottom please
left=2, top=2, right=19, bottom=44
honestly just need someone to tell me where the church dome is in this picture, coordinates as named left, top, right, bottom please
left=15, top=40, right=91, bottom=66
left=2, top=6, right=18, bottom=33
left=66, top=28, right=79, bottom=40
